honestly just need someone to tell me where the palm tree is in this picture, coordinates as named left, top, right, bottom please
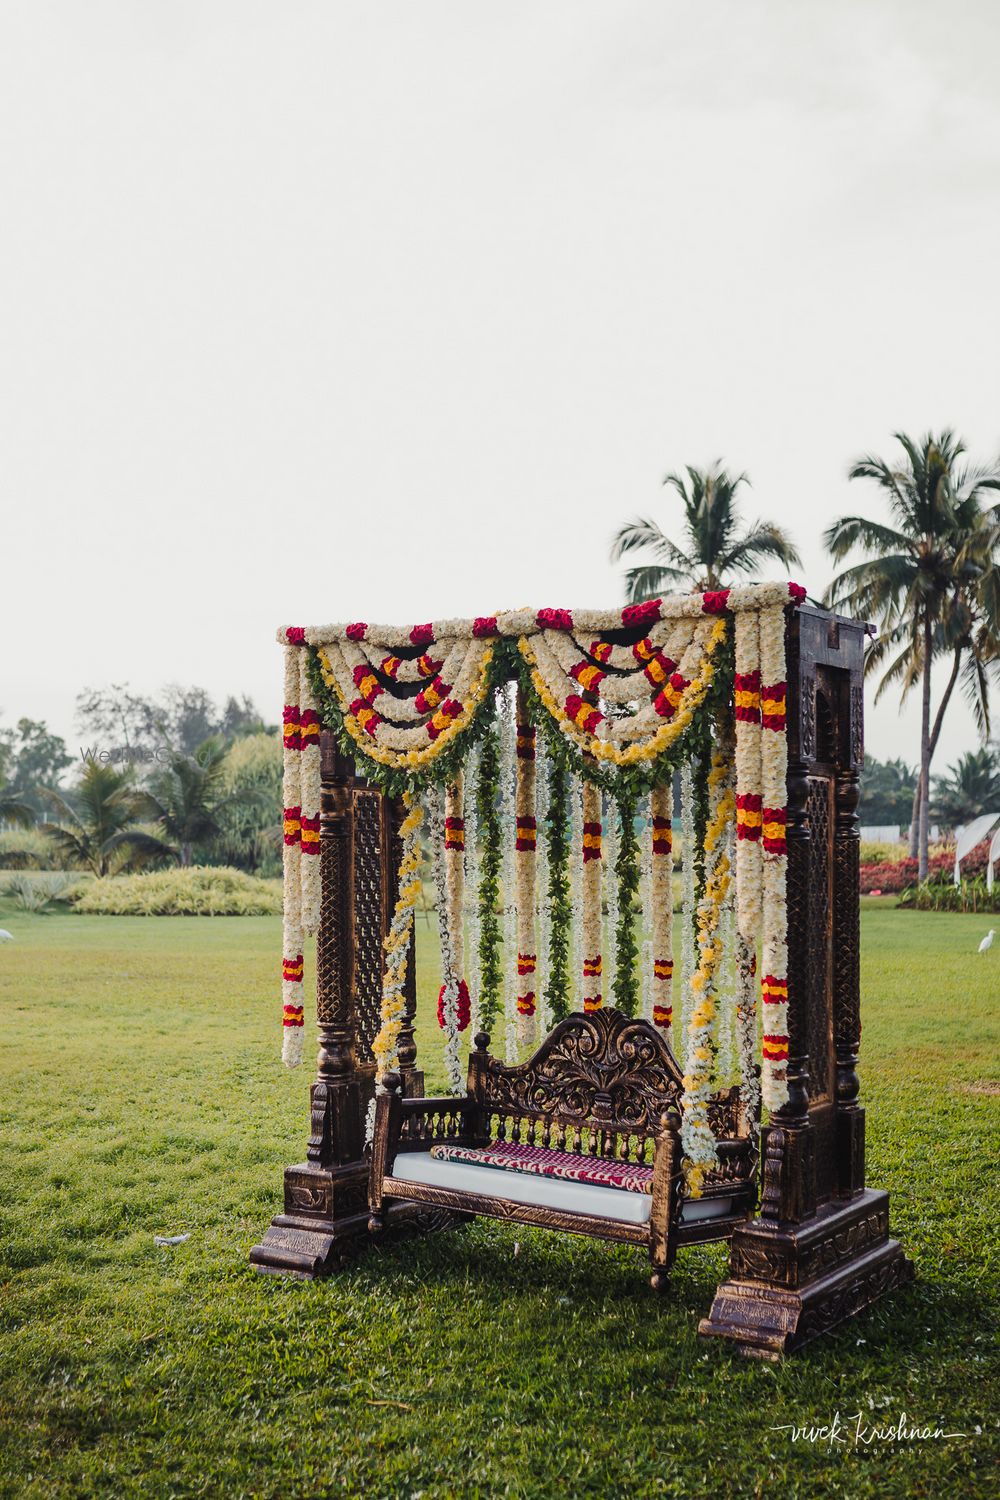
left=930, top=746, right=1000, bottom=830
left=611, top=463, right=801, bottom=601
left=0, top=789, right=34, bottom=829
left=140, top=738, right=263, bottom=867
left=824, top=430, right=1000, bottom=877
left=41, top=762, right=175, bottom=877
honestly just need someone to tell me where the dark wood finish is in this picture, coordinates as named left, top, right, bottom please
left=699, top=606, right=914, bottom=1357
left=254, top=604, right=912, bottom=1356
left=369, top=1009, right=709, bottom=1286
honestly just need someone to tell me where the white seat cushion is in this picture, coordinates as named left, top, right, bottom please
left=388, top=1151, right=735, bottom=1227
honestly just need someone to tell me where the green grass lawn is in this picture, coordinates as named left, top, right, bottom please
left=0, top=902, right=997, bottom=1498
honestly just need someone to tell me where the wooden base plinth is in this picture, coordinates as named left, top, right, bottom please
left=250, top=1161, right=370, bottom=1278
left=698, top=1189, right=914, bottom=1360
left=250, top=1161, right=468, bottom=1279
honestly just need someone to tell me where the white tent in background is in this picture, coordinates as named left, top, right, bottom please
left=987, top=826, right=1000, bottom=894
left=953, top=813, right=1000, bottom=886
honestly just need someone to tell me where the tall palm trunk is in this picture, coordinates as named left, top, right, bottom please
left=908, top=641, right=963, bottom=855
left=918, top=615, right=933, bottom=879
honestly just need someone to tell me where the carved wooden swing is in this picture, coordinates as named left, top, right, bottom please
left=251, top=590, right=914, bottom=1360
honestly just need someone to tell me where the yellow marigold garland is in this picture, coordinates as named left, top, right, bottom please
left=680, top=744, right=735, bottom=1196
left=517, top=614, right=727, bottom=766
left=371, top=793, right=423, bottom=1084
left=317, top=644, right=495, bottom=772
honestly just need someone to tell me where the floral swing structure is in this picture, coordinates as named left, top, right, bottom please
left=251, top=582, right=913, bottom=1360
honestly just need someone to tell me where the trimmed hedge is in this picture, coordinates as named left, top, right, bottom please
left=70, top=867, right=282, bottom=916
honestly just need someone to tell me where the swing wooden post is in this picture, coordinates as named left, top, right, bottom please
left=698, top=605, right=914, bottom=1358
left=251, top=734, right=374, bottom=1276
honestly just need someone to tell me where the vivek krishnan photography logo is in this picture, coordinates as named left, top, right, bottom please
left=771, top=1405, right=976, bottom=1449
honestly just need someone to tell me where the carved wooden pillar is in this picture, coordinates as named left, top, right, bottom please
left=250, top=733, right=373, bottom=1277
left=699, top=605, right=913, bottom=1358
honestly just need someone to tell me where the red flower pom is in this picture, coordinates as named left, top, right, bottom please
left=788, top=581, right=807, bottom=605
left=438, top=978, right=471, bottom=1031
left=536, top=607, right=573, bottom=632
left=410, top=622, right=434, bottom=647
left=473, top=616, right=498, bottom=637
left=345, top=622, right=367, bottom=641
left=701, top=589, right=731, bottom=615
left=285, top=627, right=306, bottom=645
left=622, top=600, right=661, bottom=628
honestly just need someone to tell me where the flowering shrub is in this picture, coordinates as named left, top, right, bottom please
left=861, top=841, right=990, bottom=895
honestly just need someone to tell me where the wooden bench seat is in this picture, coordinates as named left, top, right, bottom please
left=368, top=1009, right=757, bottom=1287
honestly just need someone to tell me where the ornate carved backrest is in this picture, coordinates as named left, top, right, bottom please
left=471, top=1009, right=684, bottom=1135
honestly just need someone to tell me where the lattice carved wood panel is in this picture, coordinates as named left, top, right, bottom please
left=806, top=777, right=834, bottom=1101
left=352, top=789, right=386, bottom=1062
left=317, top=825, right=348, bottom=1026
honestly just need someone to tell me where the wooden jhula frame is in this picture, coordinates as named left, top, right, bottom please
left=251, top=599, right=913, bottom=1360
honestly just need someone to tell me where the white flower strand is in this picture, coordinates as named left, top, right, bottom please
left=428, top=785, right=463, bottom=1094
left=678, top=758, right=697, bottom=1072
left=498, top=683, right=519, bottom=1062
left=464, top=742, right=482, bottom=1036
left=568, top=772, right=584, bottom=1011
left=640, top=791, right=653, bottom=1022
left=604, top=791, right=619, bottom=1005
left=535, top=730, right=553, bottom=1033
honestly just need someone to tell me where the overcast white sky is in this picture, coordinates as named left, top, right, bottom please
left=2, top=1, right=998, bottom=774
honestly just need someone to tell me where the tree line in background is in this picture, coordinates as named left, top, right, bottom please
left=613, top=429, right=1000, bottom=876
left=3, top=428, right=998, bottom=885
left=0, top=685, right=281, bottom=878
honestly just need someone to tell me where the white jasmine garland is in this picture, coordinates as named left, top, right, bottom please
left=464, top=742, right=482, bottom=1035
left=498, top=684, right=519, bottom=1062
left=678, top=758, right=697, bottom=1068
left=604, top=790, right=619, bottom=1004
left=568, top=771, right=584, bottom=1011
left=427, top=785, right=463, bottom=1095
left=535, top=730, right=553, bottom=1032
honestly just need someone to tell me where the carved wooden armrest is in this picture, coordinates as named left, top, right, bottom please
left=395, top=1094, right=481, bottom=1151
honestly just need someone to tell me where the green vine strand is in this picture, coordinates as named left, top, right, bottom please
left=543, top=756, right=572, bottom=1022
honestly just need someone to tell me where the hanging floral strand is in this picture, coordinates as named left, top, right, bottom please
left=759, top=603, right=790, bottom=1111
left=514, top=687, right=538, bottom=1040
left=428, top=784, right=465, bottom=1095
left=678, top=758, right=697, bottom=1067
left=734, top=609, right=763, bottom=942
left=498, top=684, right=519, bottom=1061
left=604, top=791, right=619, bottom=1005
left=581, top=776, right=603, bottom=1013
left=640, top=792, right=653, bottom=1022
left=613, top=787, right=640, bottom=1017
left=281, top=647, right=305, bottom=1067
left=534, top=729, right=552, bottom=1030
left=568, top=772, right=584, bottom=1011
left=680, top=740, right=735, bottom=1196
left=440, top=772, right=471, bottom=1034
left=464, top=743, right=482, bottom=1035
left=544, top=755, right=573, bottom=1023
left=650, top=781, right=674, bottom=1032
left=371, top=792, right=424, bottom=1084
left=476, top=719, right=503, bottom=1033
